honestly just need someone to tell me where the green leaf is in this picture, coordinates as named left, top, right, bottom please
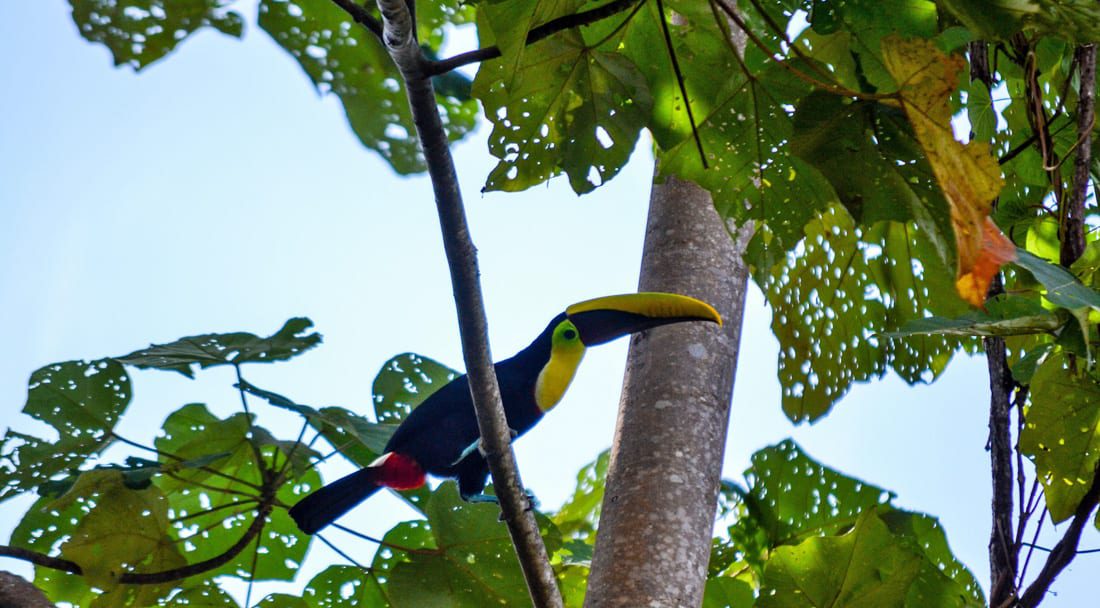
left=939, top=0, right=1100, bottom=42
left=758, top=510, right=923, bottom=608
left=701, top=576, right=753, bottom=608
left=154, top=404, right=317, bottom=582
left=238, top=379, right=395, bottom=466
left=255, top=594, right=309, bottom=608
left=385, top=482, right=562, bottom=607
left=553, top=449, right=609, bottom=542
left=0, top=359, right=131, bottom=502
left=765, top=208, right=965, bottom=421
left=1014, top=249, right=1100, bottom=311
left=163, top=582, right=240, bottom=607
left=116, top=318, right=321, bottom=378
left=878, top=510, right=985, bottom=607
left=373, top=353, right=459, bottom=424
left=887, top=296, right=1067, bottom=338
left=1020, top=351, right=1100, bottom=522
left=790, top=93, right=954, bottom=268
left=69, top=0, right=244, bottom=71
left=300, top=565, right=387, bottom=607
left=259, top=0, right=477, bottom=174
left=734, top=440, right=895, bottom=546
left=475, top=26, right=652, bottom=194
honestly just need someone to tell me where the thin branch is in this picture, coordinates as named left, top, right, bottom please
left=1062, top=43, right=1094, bottom=267
left=332, top=0, right=383, bottom=39
left=0, top=501, right=275, bottom=585
left=424, top=0, right=641, bottom=75
left=111, top=432, right=261, bottom=491
left=656, top=0, right=707, bottom=168
left=371, top=0, right=561, bottom=605
left=317, top=533, right=371, bottom=570
left=1018, top=464, right=1100, bottom=607
left=332, top=522, right=438, bottom=556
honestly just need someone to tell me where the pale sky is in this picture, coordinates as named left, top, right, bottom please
left=1, top=3, right=1095, bottom=606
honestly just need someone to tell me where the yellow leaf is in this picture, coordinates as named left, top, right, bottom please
left=881, top=36, right=1006, bottom=304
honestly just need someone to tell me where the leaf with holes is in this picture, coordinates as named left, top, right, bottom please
left=733, top=440, right=895, bottom=546
left=259, top=0, right=477, bottom=174
left=1019, top=351, right=1100, bottom=522
left=154, top=404, right=317, bottom=581
left=301, top=565, right=387, bottom=607
left=766, top=207, right=967, bottom=421
left=69, top=0, right=244, bottom=71
left=474, top=28, right=652, bottom=194
left=373, top=353, right=459, bottom=425
left=476, top=0, right=583, bottom=95
left=116, top=318, right=321, bottom=378
left=0, top=359, right=131, bottom=502
left=385, top=482, right=562, bottom=606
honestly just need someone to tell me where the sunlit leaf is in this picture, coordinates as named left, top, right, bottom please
left=116, top=318, right=321, bottom=378
left=385, top=482, right=561, bottom=607
left=373, top=353, right=459, bottom=424
left=1015, top=249, right=1100, bottom=311
left=259, top=0, right=478, bottom=174
left=1020, top=351, right=1100, bottom=522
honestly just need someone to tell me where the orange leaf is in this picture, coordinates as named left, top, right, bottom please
left=881, top=37, right=1006, bottom=305
left=955, top=217, right=1018, bottom=306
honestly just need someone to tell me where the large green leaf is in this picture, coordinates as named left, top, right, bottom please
left=552, top=449, right=610, bottom=542
left=154, top=404, right=317, bottom=582
left=757, top=508, right=982, bottom=608
left=765, top=207, right=965, bottom=421
left=259, top=0, right=477, bottom=175
left=116, top=318, right=321, bottom=378
left=476, top=33, right=653, bottom=194
left=939, top=0, right=1100, bottom=41
left=734, top=440, right=894, bottom=546
left=69, top=0, right=244, bottom=71
left=1020, top=351, right=1100, bottom=522
left=373, top=352, right=459, bottom=424
left=0, top=359, right=131, bottom=502
left=384, top=482, right=561, bottom=607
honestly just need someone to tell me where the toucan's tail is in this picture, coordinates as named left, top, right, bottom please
left=289, top=467, right=384, bottom=535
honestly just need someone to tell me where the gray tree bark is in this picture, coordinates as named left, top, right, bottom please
left=584, top=175, right=751, bottom=608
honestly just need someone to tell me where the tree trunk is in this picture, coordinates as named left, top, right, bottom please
left=584, top=175, right=751, bottom=608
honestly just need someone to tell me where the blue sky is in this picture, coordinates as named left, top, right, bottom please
left=1, top=3, right=1096, bottom=605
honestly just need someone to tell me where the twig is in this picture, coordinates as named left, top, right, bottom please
left=0, top=501, right=275, bottom=585
left=656, top=0, right=707, bottom=168
left=424, top=0, right=640, bottom=75
left=371, top=0, right=562, bottom=605
left=1062, top=43, right=1094, bottom=267
left=332, top=522, right=438, bottom=556
left=332, top=0, right=383, bottom=39
left=1018, top=464, right=1100, bottom=607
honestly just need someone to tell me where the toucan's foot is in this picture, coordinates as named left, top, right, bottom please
left=523, top=489, right=539, bottom=510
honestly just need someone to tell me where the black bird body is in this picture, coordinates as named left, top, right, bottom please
left=289, top=294, right=720, bottom=534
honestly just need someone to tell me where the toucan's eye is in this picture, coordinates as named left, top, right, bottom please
left=563, top=329, right=577, bottom=341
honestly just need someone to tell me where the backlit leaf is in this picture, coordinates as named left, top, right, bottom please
left=116, top=318, right=321, bottom=378
left=69, top=0, right=244, bottom=71
left=1019, top=351, right=1100, bottom=522
left=0, top=359, right=131, bottom=502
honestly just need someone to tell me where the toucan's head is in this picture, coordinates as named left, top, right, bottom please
left=528, top=292, right=721, bottom=412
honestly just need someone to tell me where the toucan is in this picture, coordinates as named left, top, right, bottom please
left=289, top=292, right=721, bottom=534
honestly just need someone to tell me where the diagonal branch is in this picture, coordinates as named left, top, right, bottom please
left=1017, top=463, right=1100, bottom=607
left=425, top=0, right=638, bottom=76
left=372, top=0, right=561, bottom=606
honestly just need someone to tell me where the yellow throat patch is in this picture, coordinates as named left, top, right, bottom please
left=534, top=320, right=586, bottom=412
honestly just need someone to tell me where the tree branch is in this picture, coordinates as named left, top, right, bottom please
left=1018, top=463, right=1100, bottom=607
left=371, top=0, right=561, bottom=606
left=0, top=501, right=274, bottom=585
left=332, top=0, right=383, bottom=39
left=1062, top=43, right=1094, bottom=268
left=424, top=0, right=640, bottom=76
